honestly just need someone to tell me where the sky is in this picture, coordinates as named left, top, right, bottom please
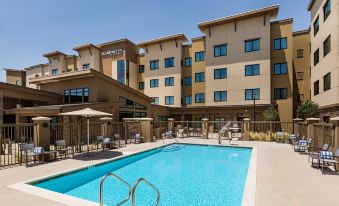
left=0, top=0, right=310, bottom=81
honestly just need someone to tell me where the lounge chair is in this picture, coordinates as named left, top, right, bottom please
left=177, top=129, right=185, bottom=138
left=308, top=143, right=330, bottom=167
left=55, top=140, right=71, bottom=158
left=113, top=134, right=126, bottom=147
left=19, top=143, right=57, bottom=167
left=135, top=133, right=144, bottom=144
left=296, top=138, right=312, bottom=153
left=96, top=136, right=112, bottom=151
left=321, top=149, right=339, bottom=174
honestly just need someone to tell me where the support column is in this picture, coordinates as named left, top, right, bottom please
left=306, top=118, right=320, bottom=148
left=100, top=117, right=113, bottom=138
left=168, top=118, right=174, bottom=133
left=330, top=117, right=339, bottom=150
left=32, top=117, right=51, bottom=151
left=243, top=118, right=250, bottom=141
left=202, top=118, right=208, bottom=139
left=138, top=118, right=153, bottom=142
left=293, top=118, right=303, bottom=135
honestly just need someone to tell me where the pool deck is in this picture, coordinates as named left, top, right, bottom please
left=1, top=138, right=339, bottom=206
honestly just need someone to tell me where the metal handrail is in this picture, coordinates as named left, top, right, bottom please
left=99, top=173, right=131, bottom=206
left=131, top=178, right=160, bottom=206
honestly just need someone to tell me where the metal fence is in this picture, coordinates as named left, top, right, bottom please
left=0, top=123, right=35, bottom=167
left=249, top=121, right=293, bottom=133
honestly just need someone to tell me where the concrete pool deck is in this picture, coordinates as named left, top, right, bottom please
left=1, top=139, right=339, bottom=206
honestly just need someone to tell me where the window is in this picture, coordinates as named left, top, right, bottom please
left=184, top=77, right=192, bottom=86
left=314, top=80, right=319, bottom=95
left=195, top=93, right=205, bottom=103
left=274, top=38, right=287, bottom=50
left=150, top=79, right=159, bottom=88
left=245, top=64, right=260, bottom=76
left=165, top=77, right=174, bottom=86
left=117, top=60, right=125, bottom=84
left=323, top=35, right=331, bottom=57
left=195, top=51, right=205, bottom=62
left=214, top=68, right=227, bottom=79
left=245, top=89, right=260, bottom=100
left=313, top=16, right=319, bottom=36
left=323, top=0, right=331, bottom=21
left=15, top=80, right=21, bottom=86
left=138, top=65, right=144, bottom=73
left=139, top=82, right=144, bottom=90
left=297, top=49, right=304, bottom=58
left=51, top=69, right=58, bottom=75
left=214, top=91, right=227, bottom=102
left=274, top=88, right=288, bottom=100
left=185, top=96, right=192, bottom=105
left=165, top=57, right=174, bottom=68
left=135, top=103, right=147, bottom=110
left=82, top=63, right=90, bottom=70
left=296, top=72, right=304, bottom=80
left=135, top=112, right=147, bottom=118
left=214, top=44, right=227, bottom=57
left=245, top=39, right=260, bottom=52
left=165, top=96, right=174, bottom=105
left=324, top=72, right=331, bottom=91
left=151, top=97, right=159, bottom=105
left=274, top=63, right=288, bottom=75
left=64, top=87, right=88, bottom=103
left=119, top=97, right=134, bottom=108
left=195, top=72, right=204, bottom=82
left=184, top=57, right=192, bottom=67
left=314, top=49, right=319, bottom=66
left=150, top=60, right=159, bottom=70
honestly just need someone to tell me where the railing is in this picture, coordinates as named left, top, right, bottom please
left=131, top=178, right=160, bottom=206
left=0, top=123, right=35, bottom=167
left=99, top=173, right=131, bottom=206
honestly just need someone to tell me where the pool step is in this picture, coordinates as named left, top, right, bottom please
left=99, top=173, right=160, bottom=206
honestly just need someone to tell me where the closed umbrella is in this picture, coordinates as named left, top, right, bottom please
left=59, top=108, right=112, bottom=156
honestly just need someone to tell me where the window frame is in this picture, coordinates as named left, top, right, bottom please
left=274, top=88, right=288, bottom=100
left=245, top=38, right=260, bottom=52
left=195, top=51, right=205, bottom=62
left=150, top=79, right=159, bottom=88
left=323, top=35, right=331, bottom=57
left=150, top=60, right=159, bottom=70
left=184, top=57, right=192, bottom=67
left=245, top=89, right=260, bottom=100
left=274, top=62, right=288, bottom=75
left=184, top=76, right=192, bottom=86
left=245, top=64, right=260, bottom=76
left=214, top=44, right=227, bottom=57
left=82, top=63, right=90, bottom=70
left=138, top=82, right=144, bottom=90
left=138, top=65, right=145, bottom=73
left=195, top=72, right=205, bottom=82
left=51, top=69, right=58, bottom=75
left=195, top=93, right=205, bottom=103
left=214, top=91, right=227, bottom=102
left=151, top=97, right=159, bottom=105
left=214, top=68, right=227, bottom=79
left=323, top=72, right=331, bottom=92
left=165, top=77, right=174, bottom=86
left=185, top=95, right=192, bottom=105
left=313, top=16, right=320, bottom=36
left=274, top=37, right=288, bottom=50
left=314, top=80, right=320, bottom=96
left=297, top=49, right=304, bottom=58
left=323, top=0, right=331, bottom=21
left=165, top=96, right=174, bottom=105
left=164, top=57, right=174, bottom=68
left=314, top=49, right=320, bottom=66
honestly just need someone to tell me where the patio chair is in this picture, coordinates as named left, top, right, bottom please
left=55, top=140, right=71, bottom=158
left=296, top=138, right=312, bottom=153
left=113, top=133, right=126, bottom=147
left=96, top=136, right=112, bottom=151
left=308, top=143, right=330, bottom=167
left=135, top=133, right=144, bottom=144
left=177, top=129, right=185, bottom=138
left=293, top=135, right=304, bottom=151
left=19, top=143, right=57, bottom=167
left=321, top=149, right=339, bottom=174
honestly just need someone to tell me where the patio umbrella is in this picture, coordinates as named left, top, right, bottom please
left=59, top=108, right=112, bottom=156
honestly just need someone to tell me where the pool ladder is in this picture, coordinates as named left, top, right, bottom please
left=99, top=173, right=160, bottom=206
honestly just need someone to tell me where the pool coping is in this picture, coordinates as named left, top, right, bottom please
left=8, top=141, right=257, bottom=206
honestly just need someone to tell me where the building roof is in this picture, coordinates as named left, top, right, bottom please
left=72, top=43, right=100, bottom=51
left=293, top=28, right=310, bottom=36
left=198, top=4, right=279, bottom=31
left=191, top=36, right=205, bottom=42
left=43, top=51, right=67, bottom=58
left=271, top=18, right=293, bottom=25
left=3, top=68, right=25, bottom=73
left=0, top=82, right=61, bottom=97
left=24, top=64, right=49, bottom=71
left=308, top=0, right=315, bottom=11
left=98, top=38, right=136, bottom=47
left=137, top=34, right=188, bottom=47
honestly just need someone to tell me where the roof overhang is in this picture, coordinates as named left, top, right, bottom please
left=43, top=51, right=67, bottom=58
left=4, top=68, right=25, bottom=73
left=98, top=38, right=136, bottom=48
left=198, top=4, right=279, bottom=31
left=308, top=0, right=315, bottom=11
left=24, top=64, right=49, bottom=71
left=72, top=44, right=100, bottom=51
left=137, top=34, right=188, bottom=47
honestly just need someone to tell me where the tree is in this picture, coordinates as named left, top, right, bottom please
left=296, top=100, right=319, bottom=120
left=263, top=106, right=280, bottom=121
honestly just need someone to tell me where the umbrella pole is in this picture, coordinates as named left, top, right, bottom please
left=87, top=117, right=90, bottom=156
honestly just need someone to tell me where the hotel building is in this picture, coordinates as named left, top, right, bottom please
left=3, top=4, right=312, bottom=123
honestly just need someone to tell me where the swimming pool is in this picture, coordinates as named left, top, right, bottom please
left=31, top=144, right=253, bottom=206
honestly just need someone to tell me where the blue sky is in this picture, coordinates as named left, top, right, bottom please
left=0, top=0, right=310, bottom=81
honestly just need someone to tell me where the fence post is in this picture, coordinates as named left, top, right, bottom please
left=138, top=118, right=154, bottom=142
left=100, top=117, right=113, bottom=138
left=202, top=118, right=209, bottom=139
left=243, top=118, right=250, bottom=141
left=306, top=118, right=320, bottom=148
left=32, top=117, right=51, bottom=151
left=293, top=118, right=303, bottom=135
left=168, top=118, right=174, bottom=133
left=330, top=117, right=339, bottom=150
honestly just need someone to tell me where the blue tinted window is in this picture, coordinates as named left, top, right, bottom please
left=117, top=60, right=125, bottom=84
left=274, top=38, right=287, bottom=50
left=214, top=44, right=227, bottom=57
left=150, top=60, right=159, bottom=70
left=245, top=39, right=260, bottom=52
left=195, top=51, right=205, bottom=62
left=214, top=68, right=227, bottom=79
left=165, top=77, right=174, bottom=86
left=274, top=63, right=288, bottom=75
left=184, top=77, right=192, bottom=86
left=314, top=17, right=319, bottom=36
left=214, top=91, right=227, bottom=102
left=165, top=58, right=174, bottom=68
left=185, top=96, right=192, bottom=105
left=139, top=82, right=144, bottom=90
left=274, top=88, right=288, bottom=100
left=184, top=57, right=192, bottom=67
left=245, top=89, right=260, bottom=100
left=245, top=64, right=260, bottom=76
left=151, top=97, right=159, bottom=105
left=51, top=69, right=58, bottom=75
left=323, top=0, right=331, bottom=21
left=195, top=93, right=205, bottom=103
left=195, top=72, right=204, bottom=82
left=165, top=96, right=174, bottom=105
left=150, top=79, right=159, bottom=88
left=138, top=65, right=144, bottom=73
left=82, top=63, right=90, bottom=70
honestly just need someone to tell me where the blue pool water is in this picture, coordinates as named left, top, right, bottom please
left=33, top=144, right=252, bottom=206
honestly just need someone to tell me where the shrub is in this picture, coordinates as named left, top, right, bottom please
left=263, top=106, right=280, bottom=121
left=296, top=100, right=319, bottom=120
